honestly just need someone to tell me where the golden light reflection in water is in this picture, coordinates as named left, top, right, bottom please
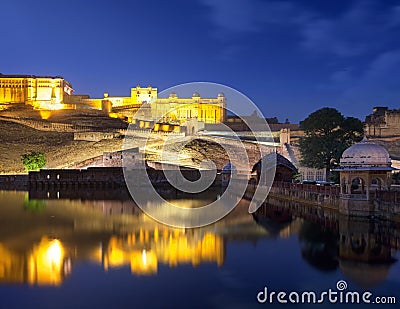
left=0, top=237, right=69, bottom=286
left=28, top=237, right=67, bottom=286
left=0, top=244, right=22, bottom=282
left=0, top=227, right=225, bottom=283
left=103, top=228, right=224, bottom=275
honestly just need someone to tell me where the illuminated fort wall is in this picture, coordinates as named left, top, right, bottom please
left=131, top=85, right=158, bottom=105
left=151, top=92, right=226, bottom=124
left=86, top=86, right=226, bottom=124
left=0, top=74, right=225, bottom=124
left=0, top=74, right=73, bottom=110
left=70, top=86, right=226, bottom=124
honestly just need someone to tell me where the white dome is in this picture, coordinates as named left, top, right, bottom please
left=340, top=137, right=391, bottom=168
left=192, top=92, right=200, bottom=97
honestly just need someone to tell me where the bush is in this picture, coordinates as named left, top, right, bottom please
left=21, top=152, right=46, bottom=172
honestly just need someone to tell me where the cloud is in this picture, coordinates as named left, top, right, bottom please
left=198, top=0, right=311, bottom=60
left=309, top=1, right=400, bottom=109
left=199, top=0, right=309, bottom=37
left=200, top=0, right=258, bottom=34
left=330, top=69, right=352, bottom=83
left=301, top=1, right=400, bottom=57
left=341, top=50, right=400, bottom=102
left=320, top=50, right=400, bottom=119
left=200, top=0, right=400, bottom=58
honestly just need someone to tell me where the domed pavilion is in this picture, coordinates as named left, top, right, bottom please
left=334, top=137, right=395, bottom=215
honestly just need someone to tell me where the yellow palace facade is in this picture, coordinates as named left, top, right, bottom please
left=151, top=91, right=226, bottom=124
left=89, top=85, right=227, bottom=124
left=0, top=73, right=226, bottom=124
left=0, top=74, right=73, bottom=110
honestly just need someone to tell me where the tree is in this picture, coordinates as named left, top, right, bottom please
left=21, top=152, right=46, bottom=172
left=299, top=107, right=364, bottom=180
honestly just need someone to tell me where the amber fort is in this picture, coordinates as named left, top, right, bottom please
left=1, top=72, right=400, bottom=182
left=0, top=73, right=226, bottom=125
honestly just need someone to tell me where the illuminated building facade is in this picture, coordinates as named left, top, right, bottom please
left=88, top=86, right=226, bottom=124
left=0, top=73, right=226, bottom=124
left=150, top=91, right=226, bottom=124
left=0, top=74, right=73, bottom=110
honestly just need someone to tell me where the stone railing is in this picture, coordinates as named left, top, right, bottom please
left=375, top=190, right=400, bottom=204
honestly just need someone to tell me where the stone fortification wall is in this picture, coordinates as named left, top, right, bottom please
left=0, top=116, right=93, bottom=132
left=120, top=128, right=185, bottom=138
left=67, top=155, right=104, bottom=169
left=73, top=131, right=120, bottom=142
left=0, top=174, right=28, bottom=190
left=365, top=107, right=400, bottom=138
left=27, top=167, right=222, bottom=189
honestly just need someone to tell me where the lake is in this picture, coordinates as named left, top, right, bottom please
left=0, top=189, right=399, bottom=308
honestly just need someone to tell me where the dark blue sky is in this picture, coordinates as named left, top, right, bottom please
left=1, top=0, right=400, bottom=123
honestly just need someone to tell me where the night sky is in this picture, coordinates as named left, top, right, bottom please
left=1, top=0, right=400, bottom=123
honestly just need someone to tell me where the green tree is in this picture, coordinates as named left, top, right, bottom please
left=299, top=107, right=364, bottom=181
left=21, top=151, right=46, bottom=172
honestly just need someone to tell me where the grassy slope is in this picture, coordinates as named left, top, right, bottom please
left=0, top=121, right=124, bottom=174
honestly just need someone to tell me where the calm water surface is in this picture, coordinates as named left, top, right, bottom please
left=0, top=189, right=399, bottom=308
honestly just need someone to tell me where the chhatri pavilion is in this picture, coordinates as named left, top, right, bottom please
left=334, top=137, right=396, bottom=215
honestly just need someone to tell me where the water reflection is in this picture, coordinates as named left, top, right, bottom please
left=258, top=197, right=399, bottom=288
left=338, top=216, right=396, bottom=289
left=252, top=206, right=298, bottom=238
left=0, top=189, right=399, bottom=290
left=103, top=230, right=224, bottom=275
left=299, top=221, right=339, bottom=272
left=0, top=236, right=71, bottom=286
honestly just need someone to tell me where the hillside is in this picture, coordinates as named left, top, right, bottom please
left=370, top=138, right=400, bottom=160
left=0, top=120, right=125, bottom=174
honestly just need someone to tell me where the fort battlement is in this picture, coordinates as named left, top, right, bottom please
left=0, top=116, right=94, bottom=132
left=365, top=107, right=400, bottom=138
